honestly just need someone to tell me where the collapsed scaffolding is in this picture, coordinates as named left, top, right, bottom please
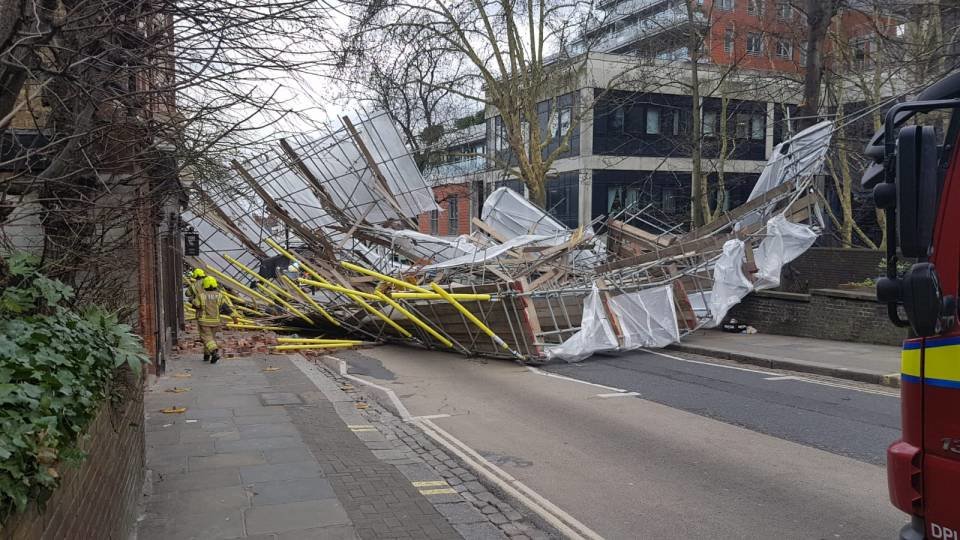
left=185, top=113, right=833, bottom=363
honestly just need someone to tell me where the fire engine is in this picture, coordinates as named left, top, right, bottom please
left=863, top=70, right=960, bottom=539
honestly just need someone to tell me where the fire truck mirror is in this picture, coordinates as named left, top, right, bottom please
left=896, top=125, right=939, bottom=258
left=902, top=262, right=944, bottom=337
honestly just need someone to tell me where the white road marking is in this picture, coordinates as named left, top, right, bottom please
left=417, top=418, right=604, bottom=540
left=315, top=356, right=603, bottom=540
left=596, top=391, right=641, bottom=398
left=527, top=366, right=625, bottom=392
left=412, top=414, right=452, bottom=420
left=643, top=349, right=900, bottom=397
left=764, top=376, right=801, bottom=381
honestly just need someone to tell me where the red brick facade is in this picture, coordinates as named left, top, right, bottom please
left=704, top=0, right=883, bottom=74
left=2, top=377, right=145, bottom=540
left=417, top=183, right=473, bottom=236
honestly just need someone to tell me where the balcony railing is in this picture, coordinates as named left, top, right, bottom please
left=424, top=156, right=488, bottom=182
left=572, top=8, right=706, bottom=54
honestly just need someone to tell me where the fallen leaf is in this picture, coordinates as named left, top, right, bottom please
left=160, top=406, right=188, bottom=414
left=165, top=387, right=191, bottom=393
left=263, top=367, right=281, bottom=372
left=172, top=373, right=192, bottom=379
left=355, top=402, right=368, bottom=410
left=37, top=447, right=58, bottom=465
left=47, top=468, right=59, bottom=479
left=339, top=384, right=354, bottom=391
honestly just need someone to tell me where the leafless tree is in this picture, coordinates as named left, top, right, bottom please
left=0, top=0, right=337, bottom=310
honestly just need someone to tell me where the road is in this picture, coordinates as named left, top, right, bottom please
left=335, top=345, right=907, bottom=539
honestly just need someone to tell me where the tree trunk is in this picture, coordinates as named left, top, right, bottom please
left=687, top=0, right=705, bottom=228
left=796, top=0, right=840, bottom=130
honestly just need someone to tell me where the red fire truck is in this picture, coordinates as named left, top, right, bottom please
left=864, top=71, right=960, bottom=539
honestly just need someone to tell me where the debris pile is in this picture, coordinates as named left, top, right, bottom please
left=187, top=114, right=833, bottom=363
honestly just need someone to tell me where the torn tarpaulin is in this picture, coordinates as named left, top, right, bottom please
left=545, top=284, right=679, bottom=362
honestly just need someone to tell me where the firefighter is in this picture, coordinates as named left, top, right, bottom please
left=192, top=276, right=238, bottom=364
left=185, top=268, right=205, bottom=306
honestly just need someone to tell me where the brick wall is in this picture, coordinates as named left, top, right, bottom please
left=2, top=373, right=145, bottom=540
left=417, top=183, right=472, bottom=236
left=780, top=247, right=884, bottom=292
left=728, top=289, right=906, bottom=346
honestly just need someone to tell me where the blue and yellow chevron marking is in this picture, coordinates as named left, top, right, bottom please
left=902, top=336, right=960, bottom=389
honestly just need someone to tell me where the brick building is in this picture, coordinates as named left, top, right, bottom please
left=419, top=0, right=904, bottom=235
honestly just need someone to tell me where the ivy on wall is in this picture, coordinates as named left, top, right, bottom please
left=0, top=254, right=147, bottom=525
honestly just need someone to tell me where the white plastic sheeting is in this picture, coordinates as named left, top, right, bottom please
left=742, top=121, right=832, bottom=228
left=754, top=215, right=819, bottom=289
left=706, top=214, right=818, bottom=326
left=288, top=115, right=440, bottom=225
left=706, top=240, right=754, bottom=327
left=545, top=284, right=680, bottom=362
left=482, top=187, right=569, bottom=240
left=421, top=234, right=554, bottom=270
left=544, top=286, right=620, bottom=362
left=609, top=286, right=680, bottom=349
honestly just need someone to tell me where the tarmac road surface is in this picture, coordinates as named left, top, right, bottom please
left=335, top=346, right=907, bottom=540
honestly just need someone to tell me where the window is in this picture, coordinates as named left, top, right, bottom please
left=429, top=210, right=439, bottom=235
left=735, top=113, right=750, bottom=138
left=799, top=41, right=808, bottom=66
left=703, top=110, right=717, bottom=136
left=447, top=196, right=459, bottom=235
left=608, top=187, right=640, bottom=214
left=717, top=0, right=733, bottom=11
left=646, top=107, right=660, bottom=135
left=661, top=188, right=677, bottom=214
left=610, top=107, right=625, bottom=133
left=747, top=0, right=763, bottom=16
left=746, top=33, right=763, bottom=55
left=671, top=110, right=681, bottom=135
left=557, top=107, right=572, bottom=139
left=852, top=37, right=873, bottom=69
left=776, top=40, right=792, bottom=59
left=494, top=117, right=508, bottom=152
left=750, top=114, right=765, bottom=140
left=776, top=0, right=792, bottom=19
left=724, top=27, right=735, bottom=54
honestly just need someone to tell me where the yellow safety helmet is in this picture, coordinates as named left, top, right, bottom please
left=191, top=268, right=206, bottom=279
left=202, top=276, right=218, bottom=290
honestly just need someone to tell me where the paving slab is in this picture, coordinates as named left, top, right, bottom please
left=259, top=392, right=303, bottom=405
left=244, top=500, right=351, bottom=535
left=250, top=477, right=337, bottom=506
left=239, top=461, right=323, bottom=483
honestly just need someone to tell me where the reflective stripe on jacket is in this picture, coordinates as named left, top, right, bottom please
left=193, top=290, right=234, bottom=325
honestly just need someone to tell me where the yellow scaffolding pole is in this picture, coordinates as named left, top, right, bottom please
left=374, top=291, right=453, bottom=348
left=299, top=279, right=380, bottom=301
left=252, top=283, right=314, bottom=325
left=429, top=283, right=518, bottom=356
left=299, top=279, right=411, bottom=338
left=340, top=261, right=430, bottom=293
left=223, top=253, right=297, bottom=303
left=227, top=323, right=298, bottom=331
left=272, top=343, right=362, bottom=351
left=264, top=238, right=327, bottom=284
left=390, top=292, right=491, bottom=301
left=280, top=275, right=341, bottom=327
left=204, top=266, right=277, bottom=307
left=276, top=337, right=363, bottom=344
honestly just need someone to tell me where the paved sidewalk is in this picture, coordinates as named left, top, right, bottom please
left=137, top=353, right=471, bottom=539
left=671, top=330, right=902, bottom=387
